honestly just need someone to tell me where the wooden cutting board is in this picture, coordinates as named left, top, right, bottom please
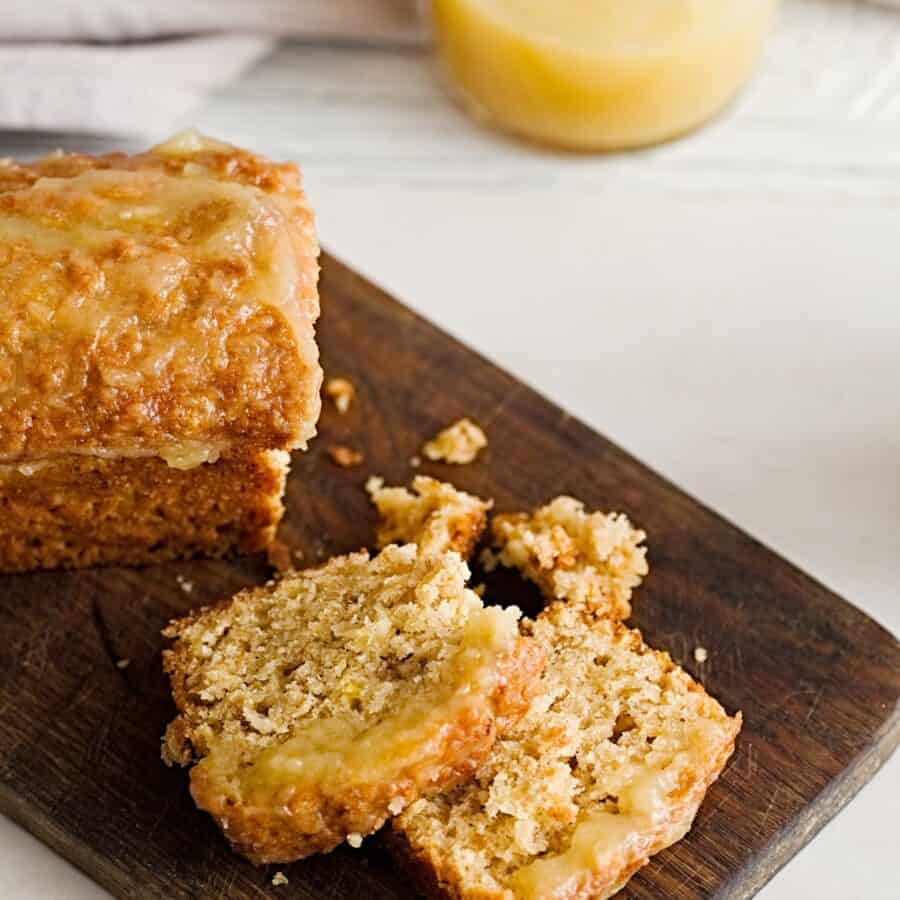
left=0, top=253, right=897, bottom=900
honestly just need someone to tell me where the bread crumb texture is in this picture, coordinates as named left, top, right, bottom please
left=271, top=871, right=289, bottom=887
left=327, top=444, right=364, bottom=468
left=325, top=377, right=355, bottom=414
left=392, top=603, right=741, bottom=900
left=162, top=545, right=544, bottom=864
left=423, top=419, right=487, bottom=465
left=367, top=475, right=491, bottom=558
left=482, top=497, right=648, bottom=619
left=0, top=449, right=288, bottom=572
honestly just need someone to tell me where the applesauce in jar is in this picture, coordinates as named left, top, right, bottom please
left=429, top=0, right=778, bottom=151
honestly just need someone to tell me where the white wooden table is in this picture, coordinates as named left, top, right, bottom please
left=0, top=1, right=897, bottom=896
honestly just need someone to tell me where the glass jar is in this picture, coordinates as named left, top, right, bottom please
left=427, top=0, right=779, bottom=151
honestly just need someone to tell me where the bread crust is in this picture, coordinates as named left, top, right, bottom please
left=177, top=635, right=545, bottom=865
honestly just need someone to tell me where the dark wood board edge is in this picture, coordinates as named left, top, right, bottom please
left=721, top=711, right=899, bottom=898
left=0, top=783, right=140, bottom=900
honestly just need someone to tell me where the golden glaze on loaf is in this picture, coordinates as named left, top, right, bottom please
left=0, top=131, right=320, bottom=463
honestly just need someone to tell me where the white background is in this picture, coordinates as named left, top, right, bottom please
left=0, top=0, right=897, bottom=896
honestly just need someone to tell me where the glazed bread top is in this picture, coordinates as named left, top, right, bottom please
left=0, top=131, right=321, bottom=467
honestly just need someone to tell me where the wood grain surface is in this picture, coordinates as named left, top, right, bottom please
left=0, top=253, right=897, bottom=900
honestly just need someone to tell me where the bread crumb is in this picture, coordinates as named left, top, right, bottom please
left=694, top=646, right=708, bottom=663
left=347, top=832, right=364, bottom=849
left=486, top=496, right=648, bottom=619
left=328, top=445, right=364, bottom=468
left=175, top=574, right=193, bottom=594
left=366, top=475, right=491, bottom=558
left=267, top=540, right=294, bottom=574
left=325, top=377, right=355, bottom=414
left=271, top=871, right=289, bottom=886
left=409, top=456, right=422, bottom=468
left=388, top=797, right=406, bottom=816
left=423, top=419, right=487, bottom=465
left=116, top=658, right=130, bottom=670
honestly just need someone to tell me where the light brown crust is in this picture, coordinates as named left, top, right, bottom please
left=386, top=828, right=500, bottom=900
left=0, top=449, right=288, bottom=572
left=0, top=131, right=321, bottom=461
left=421, top=502, right=488, bottom=560
left=392, top=836, right=652, bottom=900
left=179, top=635, right=546, bottom=865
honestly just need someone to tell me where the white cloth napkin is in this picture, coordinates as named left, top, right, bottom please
left=0, top=1, right=424, bottom=136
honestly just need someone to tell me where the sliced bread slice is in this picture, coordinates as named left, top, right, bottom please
left=391, top=602, right=740, bottom=900
left=482, top=497, right=648, bottom=619
left=162, top=544, right=544, bottom=864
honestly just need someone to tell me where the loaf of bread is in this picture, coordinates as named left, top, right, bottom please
left=367, top=475, right=491, bottom=558
left=391, top=602, right=741, bottom=899
left=162, top=544, right=544, bottom=864
left=0, top=131, right=321, bottom=570
left=483, top=497, right=648, bottom=619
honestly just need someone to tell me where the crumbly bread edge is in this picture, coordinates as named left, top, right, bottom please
left=367, top=475, right=492, bottom=560
left=485, top=497, right=648, bottom=620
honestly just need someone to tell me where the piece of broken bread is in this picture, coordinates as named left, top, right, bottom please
left=390, top=601, right=740, bottom=900
left=423, top=419, right=488, bottom=464
left=367, top=475, right=491, bottom=558
left=482, top=496, right=648, bottom=619
left=162, top=544, right=544, bottom=864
